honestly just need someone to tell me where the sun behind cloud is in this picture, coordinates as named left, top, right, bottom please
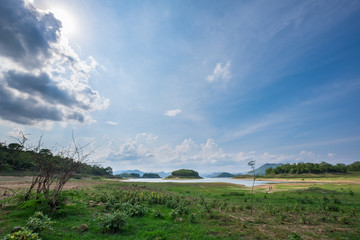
left=49, top=7, right=77, bottom=37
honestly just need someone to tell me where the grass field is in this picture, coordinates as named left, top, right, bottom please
left=0, top=177, right=359, bottom=240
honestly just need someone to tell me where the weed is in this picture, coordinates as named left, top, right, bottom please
left=288, top=233, right=303, bottom=240
left=95, top=211, right=128, bottom=233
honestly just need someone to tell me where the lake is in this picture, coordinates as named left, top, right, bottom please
left=122, top=177, right=280, bottom=187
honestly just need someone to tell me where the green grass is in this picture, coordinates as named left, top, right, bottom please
left=1, top=180, right=359, bottom=239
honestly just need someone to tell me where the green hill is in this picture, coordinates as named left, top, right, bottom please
left=214, top=172, right=234, bottom=178
left=165, top=169, right=203, bottom=179
left=142, top=173, right=161, bottom=178
left=250, top=163, right=283, bottom=175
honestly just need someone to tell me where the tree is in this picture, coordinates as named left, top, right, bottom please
left=248, top=160, right=256, bottom=214
left=0, top=132, right=27, bottom=170
left=105, top=167, right=113, bottom=175
left=24, top=134, right=94, bottom=212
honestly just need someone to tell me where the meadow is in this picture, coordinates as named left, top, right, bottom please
left=0, top=177, right=359, bottom=240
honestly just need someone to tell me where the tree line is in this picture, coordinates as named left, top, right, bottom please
left=265, top=161, right=360, bottom=175
left=0, top=142, right=112, bottom=176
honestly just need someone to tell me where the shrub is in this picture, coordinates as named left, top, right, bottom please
left=95, top=211, right=128, bottom=233
left=188, top=213, right=197, bottom=223
left=169, top=209, right=179, bottom=219
left=122, top=202, right=148, bottom=217
left=288, top=233, right=303, bottom=240
left=1, top=228, right=40, bottom=240
left=152, top=209, right=164, bottom=219
left=26, top=211, right=54, bottom=233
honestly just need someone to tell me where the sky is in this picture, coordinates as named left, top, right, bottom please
left=0, top=0, right=360, bottom=174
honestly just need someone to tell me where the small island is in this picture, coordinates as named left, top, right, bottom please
left=142, top=173, right=161, bottom=178
left=165, top=169, right=203, bottom=179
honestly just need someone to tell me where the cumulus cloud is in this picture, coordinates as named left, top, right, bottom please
left=328, top=153, right=335, bottom=157
left=0, top=0, right=108, bottom=126
left=164, top=109, right=181, bottom=117
left=107, top=133, right=157, bottom=161
left=206, top=61, right=231, bottom=83
left=105, top=133, right=338, bottom=172
left=107, top=134, right=234, bottom=172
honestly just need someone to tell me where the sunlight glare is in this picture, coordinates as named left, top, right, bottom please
left=50, top=7, right=77, bottom=37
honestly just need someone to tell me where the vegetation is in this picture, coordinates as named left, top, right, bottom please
left=166, top=169, right=202, bottom=179
left=1, top=179, right=359, bottom=239
left=265, top=161, right=360, bottom=175
left=115, top=173, right=141, bottom=178
left=0, top=135, right=113, bottom=214
left=248, top=163, right=283, bottom=175
left=114, top=173, right=161, bottom=178
left=0, top=142, right=112, bottom=177
left=142, top=173, right=161, bottom=178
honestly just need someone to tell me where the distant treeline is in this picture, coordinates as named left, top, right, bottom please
left=115, top=173, right=161, bottom=178
left=0, top=142, right=112, bottom=176
left=265, top=161, right=360, bottom=175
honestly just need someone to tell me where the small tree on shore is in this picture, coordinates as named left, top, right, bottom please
left=248, top=160, right=256, bottom=214
left=24, top=134, right=94, bottom=212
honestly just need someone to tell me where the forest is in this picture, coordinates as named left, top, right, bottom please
left=265, top=161, right=360, bottom=175
left=0, top=142, right=112, bottom=176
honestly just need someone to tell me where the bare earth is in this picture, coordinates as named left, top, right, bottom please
left=0, top=176, right=106, bottom=200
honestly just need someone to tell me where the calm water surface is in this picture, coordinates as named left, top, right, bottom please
left=122, top=178, right=280, bottom=187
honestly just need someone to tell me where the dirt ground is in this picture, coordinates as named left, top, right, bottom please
left=0, top=176, right=108, bottom=200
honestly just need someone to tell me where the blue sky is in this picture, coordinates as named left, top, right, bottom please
left=0, top=0, right=360, bottom=173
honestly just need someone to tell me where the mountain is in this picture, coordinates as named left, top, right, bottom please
left=113, top=170, right=171, bottom=178
left=203, top=172, right=222, bottom=178
left=214, top=172, right=235, bottom=178
left=249, top=163, right=283, bottom=175
left=156, top=171, right=171, bottom=178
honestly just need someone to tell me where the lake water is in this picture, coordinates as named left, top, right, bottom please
left=122, top=178, right=279, bottom=187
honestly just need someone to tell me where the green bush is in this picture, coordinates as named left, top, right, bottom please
left=152, top=209, right=164, bottom=219
left=26, top=211, right=54, bottom=233
left=288, top=233, right=303, bottom=240
left=1, top=228, right=40, bottom=240
left=95, top=211, right=128, bottom=233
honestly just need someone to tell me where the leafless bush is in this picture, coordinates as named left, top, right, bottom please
left=24, top=134, right=94, bottom=212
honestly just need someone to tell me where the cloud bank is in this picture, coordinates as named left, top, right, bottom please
left=106, top=133, right=336, bottom=172
left=0, top=0, right=108, bottom=126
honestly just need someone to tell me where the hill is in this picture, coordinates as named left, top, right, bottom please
left=142, top=173, right=161, bottom=178
left=214, top=172, right=235, bottom=178
left=165, top=169, right=203, bottom=179
left=249, top=163, right=283, bottom=175
left=113, top=170, right=170, bottom=178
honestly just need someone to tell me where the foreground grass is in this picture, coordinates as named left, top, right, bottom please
left=1, top=179, right=359, bottom=240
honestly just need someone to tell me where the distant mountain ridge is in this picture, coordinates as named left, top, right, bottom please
left=249, top=163, right=283, bottom=175
left=114, top=164, right=283, bottom=178
left=214, top=172, right=235, bottom=178
left=113, top=170, right=170, bottom=178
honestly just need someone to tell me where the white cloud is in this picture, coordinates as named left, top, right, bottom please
left=106, top=121, right=118, bottom=126
left=0, top=1, right=108, bottom=127
left=328, top=153, right=335, bottom=157
left=103, top=132, right=345, bottom=173
left=206, top=61, right=231, bottom=83
left=164, top=109, right=182, bottom=117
